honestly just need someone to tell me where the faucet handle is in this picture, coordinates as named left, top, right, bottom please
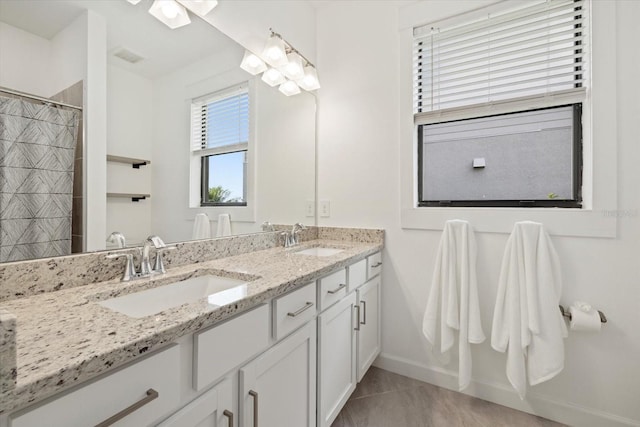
left=106, top=253, right=137, bottom=281
left=153, top=246, right=177, bottom=274
left=146, top=235, right=167, bottom=249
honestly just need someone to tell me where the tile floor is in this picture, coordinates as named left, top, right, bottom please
left=331, top=367, right=565, bottom=427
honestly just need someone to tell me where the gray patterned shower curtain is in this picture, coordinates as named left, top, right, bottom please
left=0, top=95, right=80, bottom=262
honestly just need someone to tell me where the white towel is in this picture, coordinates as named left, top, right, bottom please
left=491, top=221, right=568, bottom=399
left=216, top=214, right=231, bottom=237
left=192, top=213, right=211, bottom=240
left=422, top=220, right=485, bottom=391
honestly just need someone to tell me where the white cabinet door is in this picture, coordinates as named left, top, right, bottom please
left=317, top=292, right=357, bottom=427
left=158, top=378, right=235, bottom=427
left=356, top=276, right=381, bottom=382
left=239, top=321, right=316, bottom=427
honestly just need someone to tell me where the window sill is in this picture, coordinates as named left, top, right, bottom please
left=401, top=207, right=617, bottom=238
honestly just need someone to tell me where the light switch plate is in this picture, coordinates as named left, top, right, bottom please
left=305, top=200, right=315, bottom=217
left=320, top=200, right=330, bottom=217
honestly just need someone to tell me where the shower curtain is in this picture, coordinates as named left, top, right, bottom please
left=0, top=95, right=80, bottom=262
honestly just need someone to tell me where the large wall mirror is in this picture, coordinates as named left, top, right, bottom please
left=0, top=0, right=316, bottom=263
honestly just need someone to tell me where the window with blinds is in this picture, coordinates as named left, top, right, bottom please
left=413, top=0, right=587, bottom=115
left=191, top=85, right=249, bottom=206
left=413, top=0, right=588, bottom=208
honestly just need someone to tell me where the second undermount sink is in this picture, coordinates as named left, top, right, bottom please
left=98, top=274, right=250, bottom=319
left=294, top=247, right=344, bottom=257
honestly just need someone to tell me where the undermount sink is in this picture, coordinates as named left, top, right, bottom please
left=294, top=247, right=344, bottom=257
left=98, top=274, right=249, bottom=319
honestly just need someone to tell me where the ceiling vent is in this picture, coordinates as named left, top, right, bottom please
left=113, top=48, right=144, bottom=64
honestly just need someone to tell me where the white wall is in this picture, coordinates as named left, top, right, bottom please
left=106, top=65, right=153, bottom=246
left=316, top=1, right=640, bottom=426
left=0, top=22, right=51, bottom=96
left=83, top=11, right=108, bottom=251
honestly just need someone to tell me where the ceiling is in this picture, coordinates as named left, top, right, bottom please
left=0, top=0, right=242, bottom=79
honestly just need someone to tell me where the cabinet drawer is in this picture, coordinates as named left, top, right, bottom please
left=318, top=268, right=347, bottom=312
left=194, top=304, right=270, bottom=391
left=367, top=252, right=382, bottom=279
left=347, top=259, right=367, bottom=293
left=273, top=282, right=317, bottom=340
left=10, top=345, right=180, bottom=427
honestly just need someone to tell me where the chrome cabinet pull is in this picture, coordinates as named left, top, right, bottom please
left=287, top=302, right=314, bottom=317
left=354, top=305, right=361, bottom=331
left=327, top=283, right=346, bottom=294
left=371, top=261, right=382, bottom=268
left=249, top=390, right=259, bottom=427
left=95, top=388, right=158, bottom=427
left=223, top=409, right=234, bottom=427
left=361, top=301, right=367, bottom=325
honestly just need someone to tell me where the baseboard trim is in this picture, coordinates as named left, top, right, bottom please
left=373, top=353, right=639, bottom=427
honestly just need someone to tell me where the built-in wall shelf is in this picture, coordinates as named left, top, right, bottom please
left=107, top=154, right=151, bottom=169
left=107, top=192, right=150, bottom=202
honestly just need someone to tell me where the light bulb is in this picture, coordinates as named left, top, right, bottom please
left=161, top=2, right=180, bottom=18
left=281, top=52, right=304, bottom=80
left=279, top=80, right=301, bottom=96
left=297, top=65, right=320, bottom=91
left=149, top=0, right=191, bottom=29
left=261, top=68, right=286, bottom=87
left=240, top=50, right=267, bottom=75
left=262, top=35, right=288, bottom=68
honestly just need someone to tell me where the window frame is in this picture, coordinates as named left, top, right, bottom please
left=416, top=103, right=583, bottom=208
left=398, top=0, right=619, bottom=239
left=189, top=83, right=251, bottom=208
left=200, top=150, right=248, bottom=207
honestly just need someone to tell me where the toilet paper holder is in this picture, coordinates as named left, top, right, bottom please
left=559, top=305, right=607, bottom=323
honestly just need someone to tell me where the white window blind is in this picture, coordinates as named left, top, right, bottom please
left=191, top=85, right=249, bottom=155
left=413, top=0, right=588, bottom=114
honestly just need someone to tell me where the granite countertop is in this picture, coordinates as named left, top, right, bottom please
left=0, top=238, right=382, bottom=415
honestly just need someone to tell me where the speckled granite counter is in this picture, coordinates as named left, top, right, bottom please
left=0, top=231, right=383, bottom=415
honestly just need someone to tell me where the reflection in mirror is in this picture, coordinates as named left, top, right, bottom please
left=0, top=0, right=316, bottom=262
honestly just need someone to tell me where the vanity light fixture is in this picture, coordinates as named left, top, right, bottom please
left=262, top=33, right=289, bottom=68
left=239, top=29, right=321, bottom=96
left=281, top=51, right=305, bottom=81
left=261, top=68, right=286, bottom=87
left=176, top=0, right=218, bottom=17
left=240, top=51, right=268, bottom=75
left=278, top=80, right=301, bottom=97
left=297, top=65, right=321, bottom=91
left=148, top=0, right=191, bottom=29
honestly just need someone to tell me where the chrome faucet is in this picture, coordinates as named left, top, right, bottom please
left=282, top=223, right=307, bottom=248
left=107, top=235, right=176, bottom=281
left=141, top=235, right=176, bottom=275
left=106, top=231, right=126, bottom=248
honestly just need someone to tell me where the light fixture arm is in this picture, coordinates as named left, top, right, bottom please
left=269, top=28, right=316, bottom=68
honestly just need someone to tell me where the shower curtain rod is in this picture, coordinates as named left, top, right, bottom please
left=0, top=86, right=83, bottom=111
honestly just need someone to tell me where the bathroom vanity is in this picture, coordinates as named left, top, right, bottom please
left=0, top=228, right=383, bottom=427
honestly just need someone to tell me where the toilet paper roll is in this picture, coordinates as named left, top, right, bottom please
left=569, top=303, right=601, bottom=332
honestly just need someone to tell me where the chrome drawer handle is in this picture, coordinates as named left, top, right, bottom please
left=371, top=262, right=382, bottom=268
left=327, top=283, right=346, bottom=294
left=354, top=305, right=361, bottom=331
left=223, top=409, right=234, bottom=427
left=95, top=388, right=158, bottom=427
left=361, top=301, right=367, bottom=325
left=249, top=390, right=259, bottom=427
left=287, top=302, right=314, bottom=317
